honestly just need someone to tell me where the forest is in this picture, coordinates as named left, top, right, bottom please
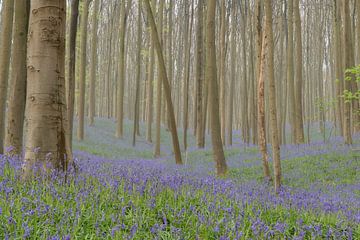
left=0, top=0, right=359, bottom=239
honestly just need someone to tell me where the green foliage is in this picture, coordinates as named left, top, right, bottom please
left=343, top=65, right=360, bottom=103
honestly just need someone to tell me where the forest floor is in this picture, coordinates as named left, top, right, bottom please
left=1, top=118, right=359, bottom=239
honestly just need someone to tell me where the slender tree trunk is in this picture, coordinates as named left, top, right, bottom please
left=0, top=0, right=14, bottom=154
left=343, top=0, right=353, bottom=144
left=240, top=2, right=249, bottom=144
left=227, top=3, right=236, bottom=146
left=334, top=0, right=344, bottom=137
left=196, top=0, right=205, bottom=148
left=182, top=0, right=191, bottom=151
left=154, top=0, right=164, bottom=157
left=294, top=0, right=305, bottom=144
left=77, top=0, right=90, bottom=141
left=219, top=0, right=227, bottom=145
left=206, top=0, right=227, bottom=176
left=116, top=1, right=131, bottom=138
left=264, top=0, right=281, bottom=192
left=146, top=2, right=155, bottom=143
left=144, top=0, right=183, bottom=165
left=24, top=0, right=69, bottom=175
left=287, top=0, right=296, bottom=144
left=132, top=0, right=142, bottom=146
left=256, top=0, right=271, bottom=180
left=4, top=0, right=29, bottom=155
left=67, top=0, right=79, bottom=148
left=89, top=0, right=99, bottom=126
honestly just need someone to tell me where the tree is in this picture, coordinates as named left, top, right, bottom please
left=206, top=0, right=227, bottom=176
left=4, top=0, right=29, bottom=155
left=263, top=0, right=281, bottom=192
left=343, top=0, right=353, bottom=144
left=132, top=0, right=142, bottom=146
left=67, top=0, right=79, bottom=147
left=256, top=0, right=271, bottom=181
left=294, top=0, right=305, bottom=143
left=116, top=0, right=131, bottom=138
left=77, top=0, right=90, bottom=141
left=154, top=0, right=164, bottom=157
left=23, top=0, right=70, bottom=175
left=219, top=0, right=227, bottom=145
left=0, top=0, right=14, bottom=154
left=287, top=0, right=296, bottom=144
left=144, top=0, right=183, bottom=165
left=333, top=0, right=344, bottom=137
left=89, top=0, right=99, bottom=126
left=227, top=2, right=236, bottom=146
left=196, top=0, right=205, bottom=148
left=182, top=0, right=191, bottom=151
left=146, top=3, right=155, bottom=143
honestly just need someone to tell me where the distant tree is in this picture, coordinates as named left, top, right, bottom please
left=132, top=0, right=142, bottom=146
left=89, top=0, right=99, bottom=126
left=196, top=0, right=205, bottom=148
left=154, top=0, right=164, bottom=157
left=343, top=0, right=353, bottom=144
left=227, top=2, right=236, bottom=146
left=294, top=0, right=305, bottom=144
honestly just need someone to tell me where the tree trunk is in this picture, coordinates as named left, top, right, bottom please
left=24, top=0, right=70, bottom=175
left=343, top=0, right=353, bottom=144
left=287, top=0, right=296, bottom=144
left=206, top=0, right=227, bottom=176
left=77, top=0, right=90, bottom=141
left=294, top=0, right=305, bottom=144
left=0, top=0, right=14, bottom=154
left=227, top=3, right=236, bottom=146
left=219, top=0, right=227, bottom=145
left=256, top=0, right=271, bottom=181
left=182, top=0, right=191, bottom=151
left=334, top=0, right=344, bottom=137
left=154, top=0, right=164, bottom=157
left=146, top=2, right=155, bottom=143
left=4, top=0, right=29, bottom=155
left=264, top=0, right=281, bottom=192
left=66, top=0, right=79, bottom=148
left=132, top=0, right=142, bottom=146
left=144, top=0, right=183, bottom=165
left=196, top=0, right=205, bottom=148
left=89, top=0, right=99, bottom=126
